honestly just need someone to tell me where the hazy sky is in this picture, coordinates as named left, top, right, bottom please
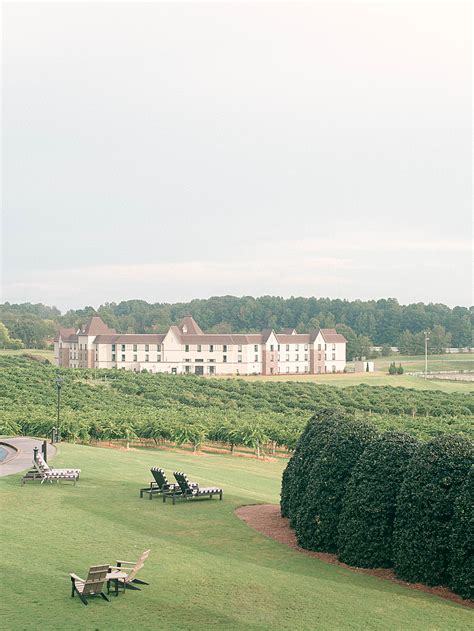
left=2, top=1, right=472, bottom=311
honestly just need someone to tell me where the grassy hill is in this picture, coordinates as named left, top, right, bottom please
left=1, top=444, right=472, bottom=630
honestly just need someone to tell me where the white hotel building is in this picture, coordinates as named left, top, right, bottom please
left=54, top=316, right=347, bottom=376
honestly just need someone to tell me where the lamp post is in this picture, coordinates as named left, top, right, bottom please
left=55, top=373, right=63, bottom=440
left=423, top=330, right=430, bottom=379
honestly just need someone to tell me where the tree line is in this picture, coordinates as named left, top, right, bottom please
left=0, top=296, right=472, bottom=352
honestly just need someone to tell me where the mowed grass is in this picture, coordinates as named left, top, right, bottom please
left=1, top=445, right=472, bottom=630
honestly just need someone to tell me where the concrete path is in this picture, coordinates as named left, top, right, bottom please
left=0, top=437, right=57, bottom=477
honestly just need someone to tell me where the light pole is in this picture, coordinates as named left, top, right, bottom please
left=423, top=330, right=430, bottom=379
left=55, top=373, right=63, bottom=440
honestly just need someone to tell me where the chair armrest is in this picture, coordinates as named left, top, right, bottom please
left=108, top=566, right=127, bottom=571
left=70, top=573, right=84, bottom=582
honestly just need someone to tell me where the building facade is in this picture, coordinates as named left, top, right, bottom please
left=54, top=316, right=347, bottom=375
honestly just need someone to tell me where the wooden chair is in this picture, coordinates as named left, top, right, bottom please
left=70, top=565, right=110, bottom=605
left=107, top=550, right=150, bottom=596
left=164, top=471, right=223, bottom=504
left=139, top=468, right=180, bottom=499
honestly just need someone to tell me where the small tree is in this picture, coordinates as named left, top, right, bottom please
left=338, top=432, right=419, bottom=568
left=396, top=364, right=404, bottom=375
left=295, top=417, right=376, bottom=553
left=388, top=362, right=397, bottom=375
left=393, top=434, right=473, bottom=586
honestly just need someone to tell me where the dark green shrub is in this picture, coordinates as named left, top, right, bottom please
left=338, top=431, right=419, bottom=568
left=448, top=467, right=473, bottom=600
left=280, top=408, right=346, bottom=524
left=295, top=417, right=376, bottom=553
left=393, top=434, right=473, bottom=586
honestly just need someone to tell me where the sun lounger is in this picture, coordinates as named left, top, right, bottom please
left=34, top=453, right=80, bottom=484
left=139, top=467, right=180, bottom=499
left=70, top=565, right=110, bottom=605
left=163, top=471, right=223, bottom=504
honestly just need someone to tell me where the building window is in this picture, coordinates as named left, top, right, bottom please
left=223, top=355, right=227, bottom=363
left=332, top=353, right=336, bottom=360
left=209, top=345, right=214, bottom=352
left=332, top=344, right=336, bottom=351
left=254, top=344, right=258, bottom=352
left=223, top=345, right=227, bottom=352
left=271, top=355, right=274, bottom=362
left=157, top=344, right=161, bottom=351
left=122, top=344, right=126, bottom=352
left=304, top=344, right=308, bottom=351
left=112, top=354, right=116, bottom=361
left=318, top=344, right=321, bottom=351
left=209, top=366, right=215, bottom=375
left=238, top=345, right=242, bottom=352
left=184, top=358, right=191, bottom=363
left=295, top=344, right=299, bottom=351
left=112, top=344, right=116, bottom=352
left=145, top=354, right=149, bottom=362
left=270, top=344, right=274, bottom=352
left=133, top=354, right=137, bottom=361
left=185, top=344, right=189, bottom=352
left=145, top=344, right=149, bottom=352
left=277, top=344, right=280, bottom=351
left=286, top=354, right=289, bottom=362
left=254, top=355, right=258, bottom=362
left=332, top=365, right=336, bottom=373
left=296, top=354, right=299, bottom=361
left=286, top=344, right=290, bottom=351
left=304, top=353, right=308, bottom=361
left=209, top=358, right=215, bottom=363
left=286, top=367, right=290, bottom=373
left=195, top=358, right=203, bottom=363
left=296, top=366, right=299, bottom=373
left=197, top=344, right=202, bottom=352
left=157, top=355, right=161, bottom=362
left=185, top=365, right=191, bottom=373
left=133, top=344, right=137, bottom=352
left=121, top=354, right=125, bottom=362
left=305, top=365, right=309, bottom=373
left=238, top=355, right=242, bottom=363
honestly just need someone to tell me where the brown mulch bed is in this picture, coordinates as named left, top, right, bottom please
left=235, top=504, right=473, bottom=609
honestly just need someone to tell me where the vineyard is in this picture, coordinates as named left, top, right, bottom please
left=1, top=356, right=472, bottom=452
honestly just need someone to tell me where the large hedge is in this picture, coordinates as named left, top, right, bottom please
left=280, top=408, right=347, bottom=526
left=337, top=431, right=419, bottom=568
left=393, top=434, right=473, bottom=586
left=448, top=467, right=474, bottom=600
left=295, top=417, right=376, bottom=553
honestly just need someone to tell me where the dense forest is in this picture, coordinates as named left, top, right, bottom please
left=0, top=296, right=472, bottom=352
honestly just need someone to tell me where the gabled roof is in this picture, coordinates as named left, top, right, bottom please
left=279, top=328, right=297, bottom=335
left=80, top=316, right=116, bottom=336
left=320, top=328, right=347, bottom=344
left=179, top=316, right=203, bottom=335
left=54, top=328, right=76, bottom=342
left=261, top=329, right=275, bottom=343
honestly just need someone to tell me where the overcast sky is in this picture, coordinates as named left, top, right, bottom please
left=2, top=1, right=472, bottom=311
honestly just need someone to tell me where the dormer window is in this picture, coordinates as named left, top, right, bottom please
left=182, top=325, right=188, bottom=334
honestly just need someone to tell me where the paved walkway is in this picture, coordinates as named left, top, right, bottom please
left=0, top=437, right=57, bottom=477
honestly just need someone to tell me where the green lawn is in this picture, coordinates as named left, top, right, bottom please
left=372, top=354, right=474, bottom=373
left=1, top=444, right=471, bottom=630
left=0, top=348, right=54, bottom=362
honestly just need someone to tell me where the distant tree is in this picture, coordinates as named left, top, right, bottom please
left=396, top=364, right=404, bottom=375
left=388, top=362, right=397, bottom=375
left=429, top=325, right=452, bottom=354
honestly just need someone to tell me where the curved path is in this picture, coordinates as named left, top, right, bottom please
left=0, top=437, right=56, bottom=477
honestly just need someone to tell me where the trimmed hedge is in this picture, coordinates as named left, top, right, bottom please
left=337, top=431, right=419, bottom=568
left=393, top=434, right=473, bottom=586
left=448, top=467, right=474, bottom=600
left=295, top=417, right=376, bottom=553
left=280, top=407, right=347, bottom=527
